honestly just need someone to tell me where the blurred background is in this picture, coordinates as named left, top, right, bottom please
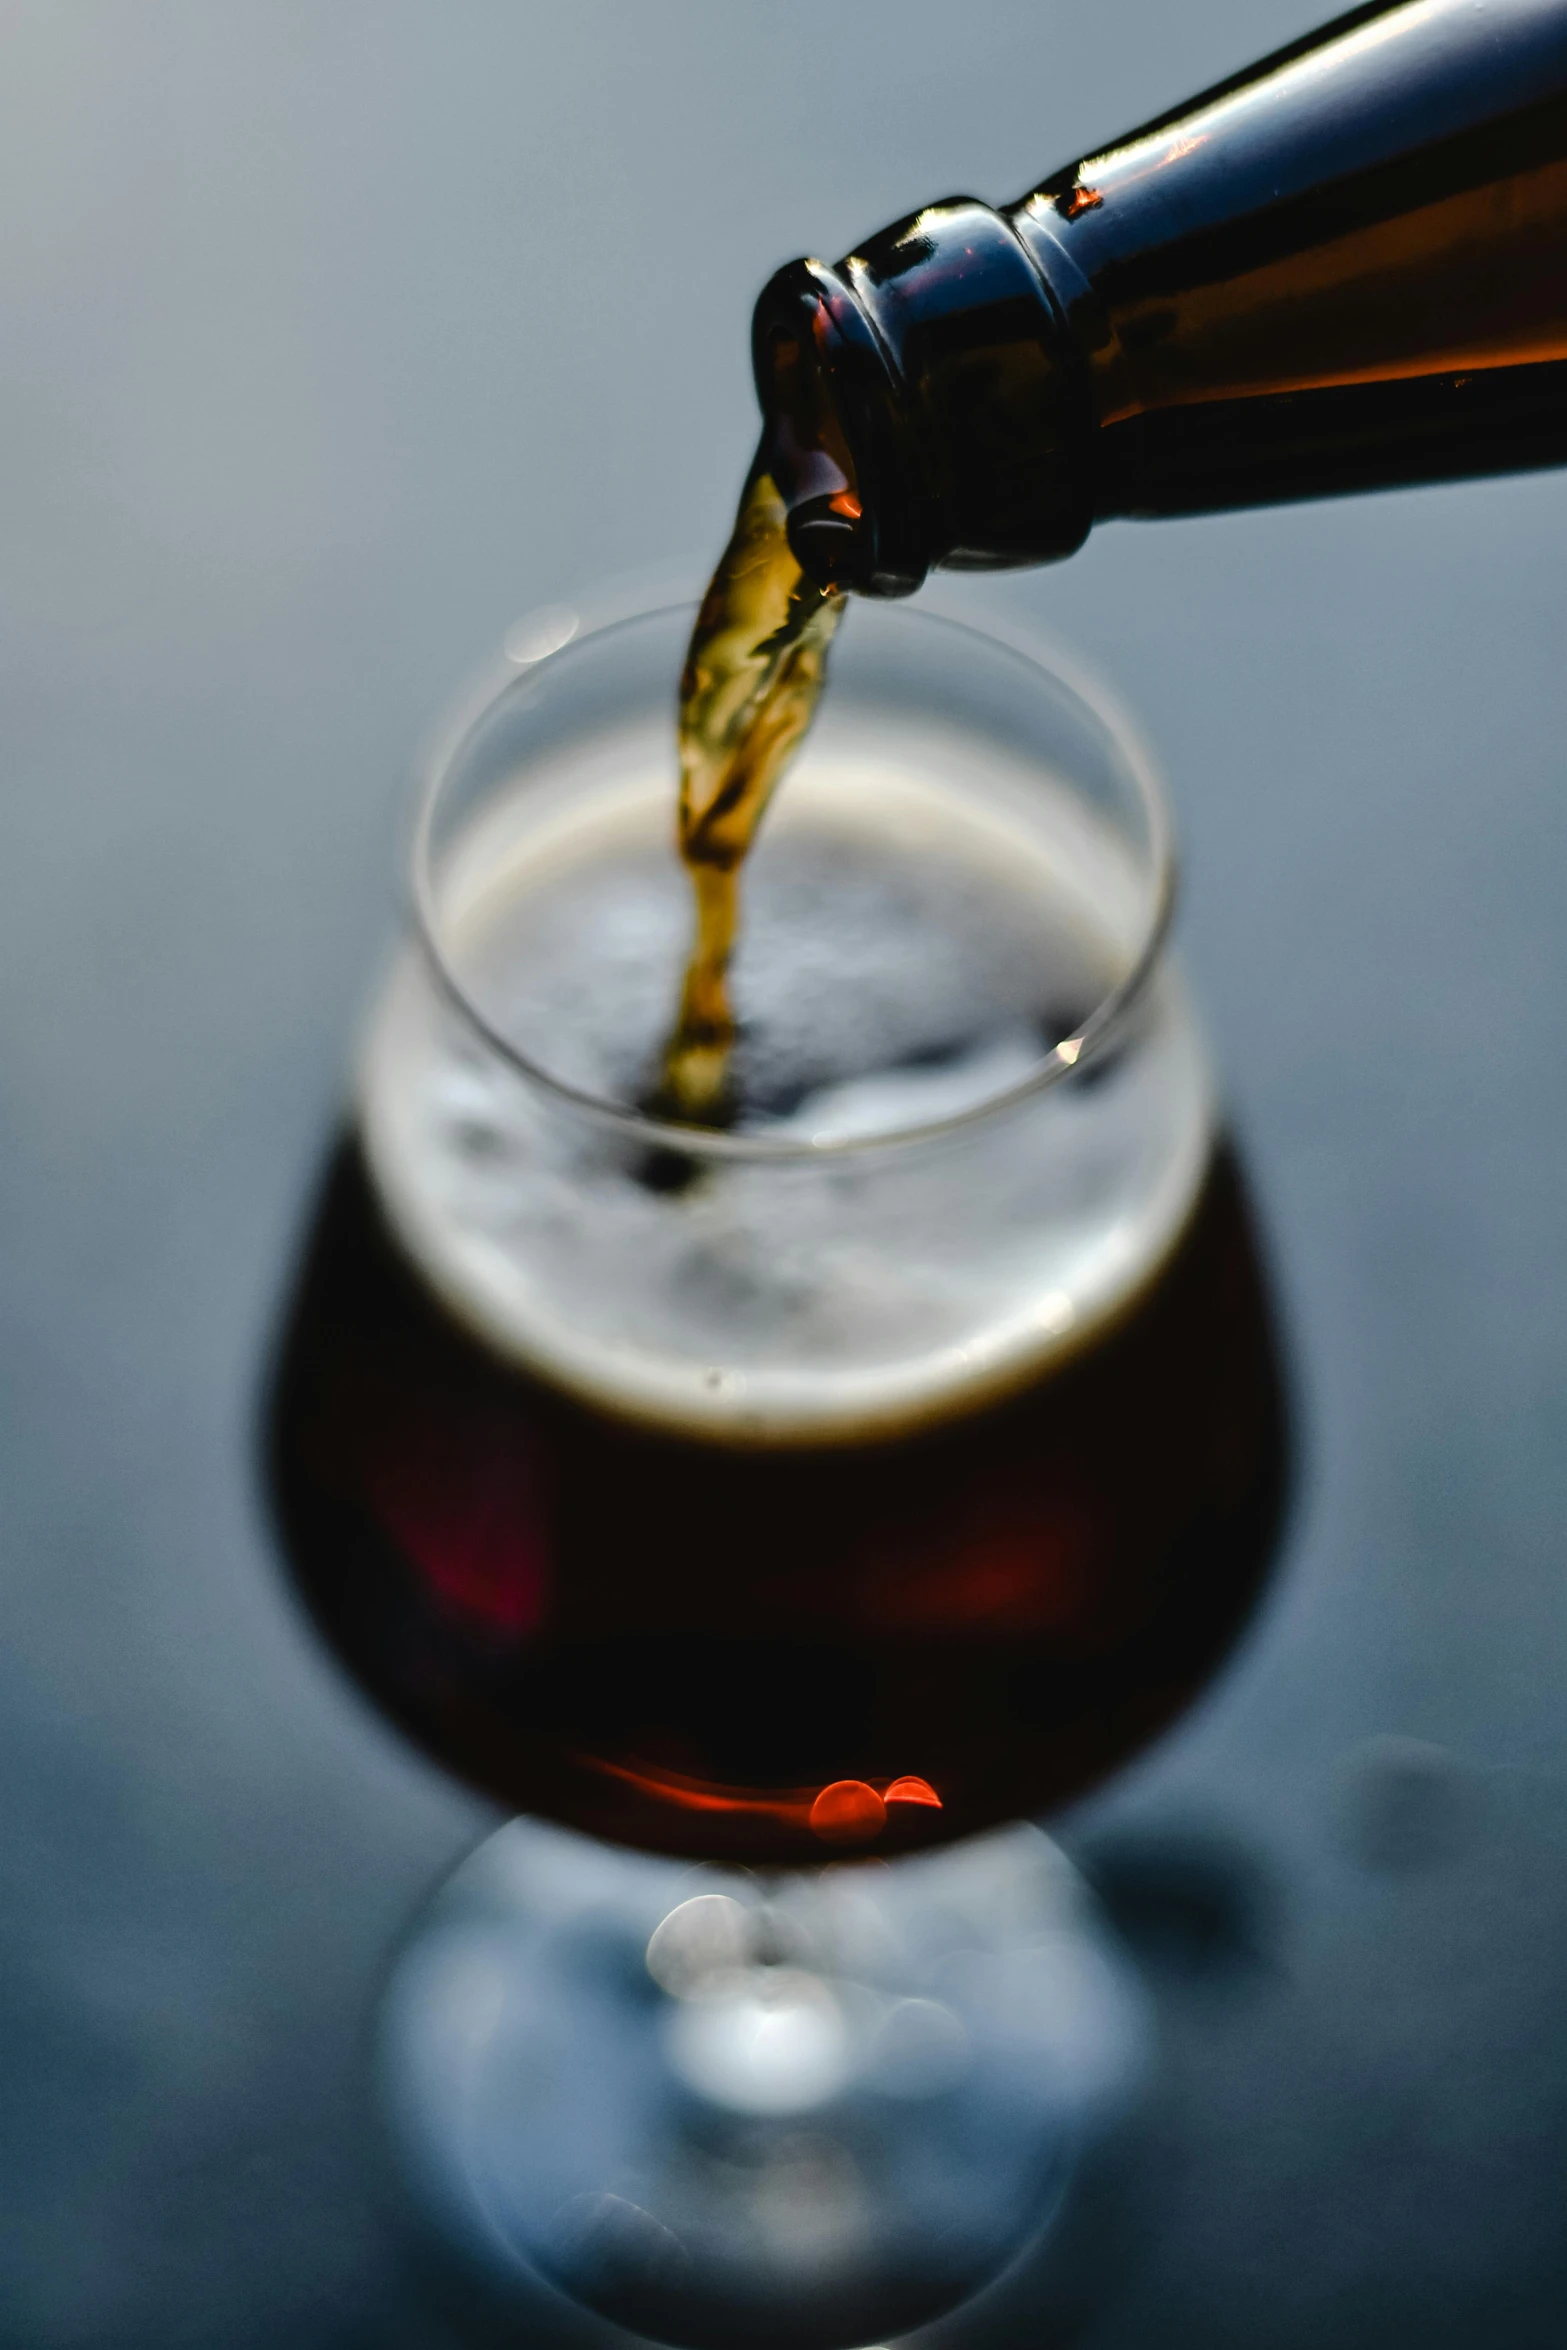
left=3, top=2, right=1567, bottom=2343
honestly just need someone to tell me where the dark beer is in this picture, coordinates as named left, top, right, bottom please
left=265, top=1135, right=1286, bottom=1867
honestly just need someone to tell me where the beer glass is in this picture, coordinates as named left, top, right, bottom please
left=267, top=595, right=1287, bottom=2347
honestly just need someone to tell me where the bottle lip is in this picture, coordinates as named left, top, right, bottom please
left=408, top=594, right=1178, bottom=1168
left=752, top=259, right=933, bottom=597
left=754, top=196, right=1095, bottom=593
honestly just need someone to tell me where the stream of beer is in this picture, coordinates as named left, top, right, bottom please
left=655, top=466, right=844, bottom=1124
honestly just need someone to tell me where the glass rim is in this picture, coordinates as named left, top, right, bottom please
left=409, top=593, right=1178, bottom=1165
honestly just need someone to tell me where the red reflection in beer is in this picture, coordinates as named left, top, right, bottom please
left=810, top=1780, right=887, bottom=1845
left=583, top=1755, right=817, bottom=1833
left=856, top=1480, right=1103, bottom=1636
left=365, top=1396, right=548, bottom=1639
left=572, top=1757, right=951, bottom=1857
left=884, top=1776, right=942, bottom=1809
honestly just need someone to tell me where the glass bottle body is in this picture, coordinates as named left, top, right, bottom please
left=757, top=0, right=1567, bottom=591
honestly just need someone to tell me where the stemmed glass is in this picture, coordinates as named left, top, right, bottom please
left=266, top=595, right=1287, bottom=2347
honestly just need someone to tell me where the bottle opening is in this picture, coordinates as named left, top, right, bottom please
left=752, top=260, right=932, bottom=599
left=760, top=314, right=867, bottom=591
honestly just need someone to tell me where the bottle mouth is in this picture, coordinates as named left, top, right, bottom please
left=753, top=200, right=1095, bottom=594
left=409, top=598, right=1178, bottom=1169
left=752, top=260, right=933, bottom=599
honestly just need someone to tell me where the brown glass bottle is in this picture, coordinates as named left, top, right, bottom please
left=756, top=0, right=1567, bottom=594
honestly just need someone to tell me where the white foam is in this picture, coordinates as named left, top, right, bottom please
left=361, top=727, right=1213, bottom=1443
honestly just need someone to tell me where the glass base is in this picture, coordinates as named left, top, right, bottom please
left=377, top=1818, right=1151, bottom=2350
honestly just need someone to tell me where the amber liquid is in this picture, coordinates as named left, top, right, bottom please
left=265, top=1138, right=1288, bottom=1866
left=655, top=467, right=844, bottom=1123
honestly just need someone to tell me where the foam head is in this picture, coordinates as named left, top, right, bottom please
left=368, top=616, right=1207, bottom=1440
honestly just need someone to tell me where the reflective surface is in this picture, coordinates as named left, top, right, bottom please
left=8, top=4, right=1567, bottom=2345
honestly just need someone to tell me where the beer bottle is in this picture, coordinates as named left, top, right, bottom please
left=755, top=0, right=1567, bottom=594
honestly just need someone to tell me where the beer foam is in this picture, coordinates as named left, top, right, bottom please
left=361, top=719, right=1213, bottom=1443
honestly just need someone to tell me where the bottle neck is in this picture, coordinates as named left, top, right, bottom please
left=755, top=0, right=1567, bottom=594
left=752, top=202, right=1095, bottom=595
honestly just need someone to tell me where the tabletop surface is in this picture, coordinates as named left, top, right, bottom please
left=3, top=4, right=1567, bottom=2345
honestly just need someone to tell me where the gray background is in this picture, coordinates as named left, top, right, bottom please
left=2, top=2, right=1566, bottom=2343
